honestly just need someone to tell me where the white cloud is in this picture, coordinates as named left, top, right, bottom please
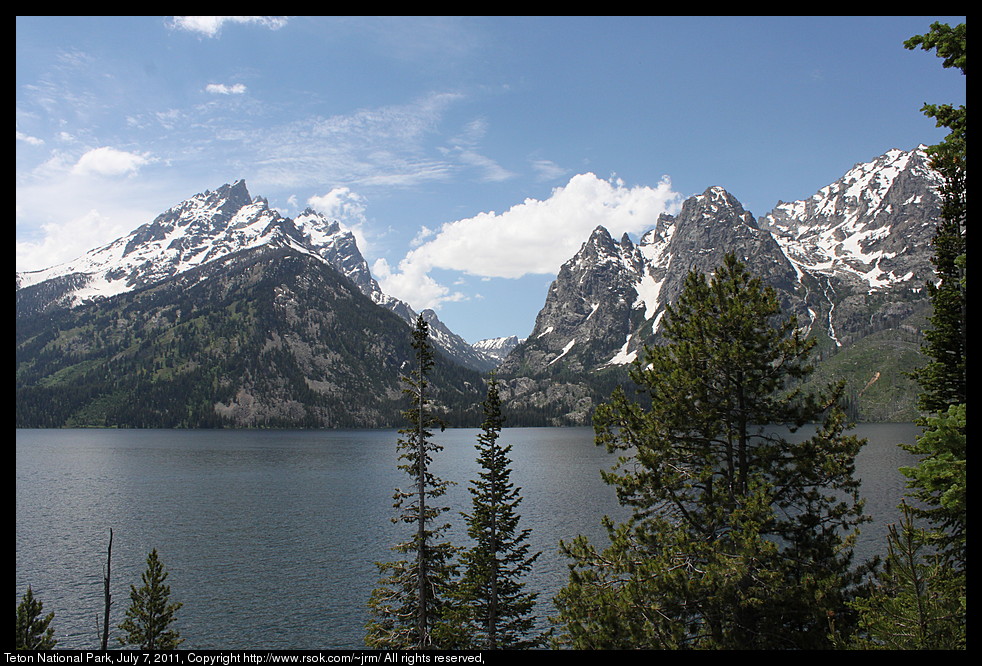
left=71, top=146, right=152, bottom=177
left=17, top=208, right=132, bottom=272
left=373, top=256, right=466, bottom=311
left=16, top=147, right=173, bottom=272
left=16, top=131, right=44, bottom=146
left=530, top=158, right=568, bottom=181
left=375, top=172, right=682, bottom=310
left=440, top=117, right=515, bottom=183
left=169, top=16, right=289, bottom=38
left=308, top=187, right=367, bottom=225
left=249, top=92, right=465, bottom=189
left=205, top=83, right=247, bottom=95
left=307, top=187, right=373, bottom=255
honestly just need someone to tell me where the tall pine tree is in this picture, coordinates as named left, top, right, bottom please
left=845, top=24, right=967, bottom=649
left=901, top=20, right=967, bottom=570
left=118, top=549, right=184, bottom=649
left=366, top=315, right=459, bottom=649
left=553, top=253, right=869, bottom=649
left=451, top=374, right=542, bottom=649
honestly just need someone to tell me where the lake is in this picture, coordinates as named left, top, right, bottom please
left=15, top=423, right=921, bottom=650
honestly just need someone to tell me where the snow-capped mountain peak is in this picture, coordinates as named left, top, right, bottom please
left=472, top=335, right=524, bottom=362
left=759, top=145, right=941, bottom=293
left=16, top=180, right=290, bottom=305
left=15, top=181, right=497, bottom=372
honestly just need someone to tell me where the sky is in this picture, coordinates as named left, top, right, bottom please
left=16, top=16, right=966, bottom=344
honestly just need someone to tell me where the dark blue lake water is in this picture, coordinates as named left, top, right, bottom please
left=15, top=424, right=920, bottom=650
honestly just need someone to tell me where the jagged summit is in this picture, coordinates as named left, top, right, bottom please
left=473, top=335, right=524, bottom=362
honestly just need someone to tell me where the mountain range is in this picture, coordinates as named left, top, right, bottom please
left=16, top=146, right=941, bottom=428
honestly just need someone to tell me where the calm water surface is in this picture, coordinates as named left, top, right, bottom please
left=15, top=424, right=920, bottom=650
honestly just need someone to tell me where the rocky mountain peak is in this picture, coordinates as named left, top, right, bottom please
left=497, top=145, right=941, bottom=425
left=472, top=335, right=524, bottom=362
left=758, top=145, right=941, bottom=294
left=685, top=185, right=758, bottom=227
left=15, top=181, right=497, bottom=373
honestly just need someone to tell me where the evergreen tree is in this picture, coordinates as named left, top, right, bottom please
left=451, top=374, right=543, bottom=649
left=553, top=253, right=870, bottom=649
left=15, top=586, right=57, bottom=650
left=118, top=549, right=184, bottom=649
left=847, top=26, right=969, bottom=650
left=366, top=315, right=459, bottom=649
left=906, top=22, right=967, bottom=415
left=839, top=502, right=965, bottom=649
left=901, top=21, right=967, bottom=572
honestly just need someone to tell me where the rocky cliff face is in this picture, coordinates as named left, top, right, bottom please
left=499, top=185, right=808, bottom=380
left=759, top=146, right=942, bottom=348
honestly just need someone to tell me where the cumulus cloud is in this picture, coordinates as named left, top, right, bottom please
left=375, top=172, right=682, bottom=310
left=205, top=83, right=247, bottom=95
left=71, top=146, right=153, bottom=177
left=169, top=16, right=289, bottom=38
left=373, top=256, right=467, bottom=311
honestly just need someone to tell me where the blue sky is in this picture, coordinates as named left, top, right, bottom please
left=16, top=16, right=965, bottom=343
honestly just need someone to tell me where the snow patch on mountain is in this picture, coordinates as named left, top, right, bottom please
left=633, top=271, right=663, bottom=322
left=472, top=335, right=524, bottom=363
left=549, top=339, right=577, bottom=365
left=603, top=335, right=637, bottom=367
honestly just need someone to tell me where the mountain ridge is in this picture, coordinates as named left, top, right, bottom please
left=15, top=180, right=497, bottom=373
left=16, top=145, right=939, bottom=427
left=496, top=145, right=939, bottom=424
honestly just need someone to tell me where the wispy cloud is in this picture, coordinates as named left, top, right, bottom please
left=440, top=118, right=515, bottom=183
left=205, top=83, right=247, bottom=95
left=168, top=16, right=290, bottom=38
left=247, top=92, right=468, bottom=190
left=16, top=131, right=45, bottom=146
left=530, top=158, right=569, bottom=182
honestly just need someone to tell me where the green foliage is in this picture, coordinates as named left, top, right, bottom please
left=838, top=502, right=966, bottom=649
left=366, top=315, right=460, bottom=649
left=901, top=404, right=966, bottom=570
left=882, top=23, right=967, bottom=647
left=118, top=549, right=184, bottom=650
left=450, top=375, right=543, bottom=649
left=905, top=22, right=966, bottom=415
left=828, top=22, right=969, bottom=651
left=553, top=254, right=870, bottom=649
left=16, top=248, right=486, bottom=428
left=15, top=586, right=57, bottom=650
